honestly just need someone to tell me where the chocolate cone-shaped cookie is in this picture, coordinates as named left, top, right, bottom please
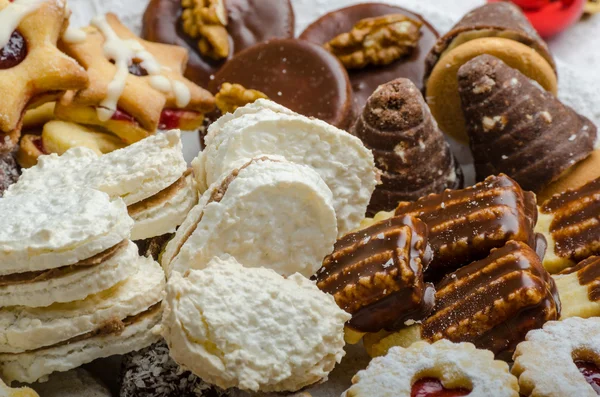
left=352, top=78, right=463, bottom=214
left=458, top=55, right=596, bottom=193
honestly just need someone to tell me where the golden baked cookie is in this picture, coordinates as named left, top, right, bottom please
left=22, top=102, right=56, bottom=130
left=345, top=340, right=519, bottom=397
left=536, top=177, right=600, bottom=273
left=0, top=0, right=88, bottom=153
left=512, top=317, right=600, bottom=396
left=554, top=256, right=600, bottom=319
left=16, top=134, right=45, bottom=168
left=0, top=379, right=38, bottom=397
left=56, top=13, right=214, bottom=144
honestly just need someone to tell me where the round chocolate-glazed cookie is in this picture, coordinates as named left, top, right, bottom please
left=300, top=3, right=438, bottom=117
left=142, top=0, right=295, bottom=88
left=209, top=39, right=354, bottom=129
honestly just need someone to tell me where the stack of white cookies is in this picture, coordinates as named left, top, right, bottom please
left=0, top=187, right=165, bottom=384
left=6, top=130, right=197, bottom=243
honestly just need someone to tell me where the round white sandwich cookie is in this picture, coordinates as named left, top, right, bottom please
left=0, top=240, right=139, bottom=308
left=194, top=99, right=377, bottom=236
left=28, top=368, right=111, bottom=397
left=161, top=256, right=350, bottom=393
left=162, top=156, right=338, bottom=278
left=0, top=302, right=162, bottom=384
left=0, top=187, right=132, bottom=276
left=128, top=171, right=198, bottom=241
left=6, top=131, right=193, bottom=241
left=0, top=256, right=165, bottom=353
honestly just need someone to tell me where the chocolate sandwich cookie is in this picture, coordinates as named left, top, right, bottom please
left=351, top=78, right=463, bottom=214
left=365, top=241, right=560, bottom=359
left=394, top=174, right=538, bottom=281
left=142, top=0, right=295, bottom=88
left=537, top=177, right=600, bottom=273
left=315, top=215, right=435, bottom=334
left=209, top=39, right=354, bottom=129
left=300, top=3, right=438, bottom=118
left=458, top=55, right=596, bottom=194
left=424, top=2, right=558, bottom=143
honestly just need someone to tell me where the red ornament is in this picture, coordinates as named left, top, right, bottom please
left=487, top=0, right=586, bottom=38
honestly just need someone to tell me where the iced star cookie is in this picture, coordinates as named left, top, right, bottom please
left=0, top=0, right=88, bottom=153
left=364, top=241, right=560, bottom=358
left=195, top=99, right=377, bottom=236
left=512, top=317, right=600, bottom=397
left=344, top=340, right=519, bottom=397
left=56, top=13, right=214, bottom=144
left=162, top=156, right=337, bottom=278
left=553, top=256, right=600, bottom=319
left=161, top=256, right=350, bottom=392
left=537, top=177, right=600, bottom=273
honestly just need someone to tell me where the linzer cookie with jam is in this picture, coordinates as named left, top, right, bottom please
left=300, top=3, right=439, bottom=118
left=56, top=13, right=214, bottom=145
left=554, top=256, right=600, bottom=319
left=537, top=177, right=600, bottom=273
left=458, top=55, right=596, bottom=194
left=7, top=131, right=197, bottom=244
left=424, top=2, right=558, bottom=143
left=315, top=215, right=435, bottom=335
left=162, top=156, right=338, bottom=278
left=0, top=188, right=164, bottom=384
left=351, top=78, right=463, bottom=214
left=391, top=174, right=538, bottom=281
left=512, top=317, right=600, bottom=397
left=364, top=241, right=560, bottom=359
left=344, top=340, right=519, bottom=397
left=142, top=0, right=295, bottom=88
left=0, top=0, right=88, bottom=154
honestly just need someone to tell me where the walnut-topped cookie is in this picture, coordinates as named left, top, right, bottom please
left=0, top=0, right=88, bottom=153
left=56, top=13, right=214, bottom=144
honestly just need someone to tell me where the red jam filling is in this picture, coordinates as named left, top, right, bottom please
left=110, top=108, right=137, bottom=123
left=0, top=31, right=27, bottom=70
left=32, top=136, right=47, bottom=154
left=159, top=109, right=200, bottom=130
left=411, top=378, right=471, bottom=397
left=576, top=361, right=600, bottom=394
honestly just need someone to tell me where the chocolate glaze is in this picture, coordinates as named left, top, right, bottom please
left=142, top=0, right=294, bottom=88
left=541, top=177, right=600, bottom=263
left=315, top=215, right=435, bottom=333
left=560, top=256, right=600, bottom=302
left=0, top=30, right=26, bottom=70
left=209, top=39, right=354, bottom=129
left=299, top=3, right=438, bottom=118
left=394, top=174, right=538, bottom=282
left=422, top=241, right=560, bottom=357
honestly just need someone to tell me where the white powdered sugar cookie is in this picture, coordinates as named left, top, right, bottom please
left=161, top=256, right=350, bottom=393
left=163, top=156, right=337, bottom=278
left=194, top=99, right=376, bottom=236
left=0, top=187, right=132, bottom=275
left=344, top=340, right=519, bottom=397
left=512, top=317, right=600, bottom=397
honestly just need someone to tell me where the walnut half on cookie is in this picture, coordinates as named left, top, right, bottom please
left=181, top=0, right=229, bottom=60
left=324, top=14, right=422, bottom=69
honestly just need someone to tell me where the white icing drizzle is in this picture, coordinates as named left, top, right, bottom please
left=61, top=1, right=86, bottom=43
left=0, top=0, right=45, bottom=49
left=91, top=15, right=191, bottom=122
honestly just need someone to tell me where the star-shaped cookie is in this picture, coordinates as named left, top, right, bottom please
left=56, top=13, right=215, bottom=144
left=0, top=0, right=89, bottom=153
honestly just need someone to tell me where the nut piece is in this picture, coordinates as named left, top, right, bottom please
left=324, top=14, right=422, bottom=69
left=215, top=82, right=269, bottom=114
left=181, top=0, right=229, bottom=60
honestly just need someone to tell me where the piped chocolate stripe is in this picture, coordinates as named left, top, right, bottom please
left=541, top=178, right=600, bottom=262
left=560, top=256, right=600, bottom=302
left=128, top=169, right=192, bottom=216
left=394, top=174, right=537, bottom=280
left=421, top=241, right=559, bottom=355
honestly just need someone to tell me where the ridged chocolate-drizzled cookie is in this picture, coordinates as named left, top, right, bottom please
left=351, top=78, right=463, bottom=214
left=458, top=55, right=596, bottom=193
